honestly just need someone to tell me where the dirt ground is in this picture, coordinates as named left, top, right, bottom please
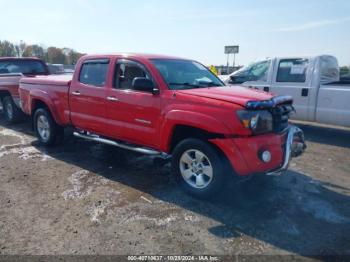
left=0, top=115, right=349, bottom=258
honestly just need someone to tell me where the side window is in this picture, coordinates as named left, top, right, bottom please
left=276, top=59, right=309, bottom=83
left=114, top=60, right=150, bottom=90
left=79, top=59, right=109, bottom=87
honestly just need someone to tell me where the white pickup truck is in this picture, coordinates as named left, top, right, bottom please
left=223, top=55, right=350, bottom=127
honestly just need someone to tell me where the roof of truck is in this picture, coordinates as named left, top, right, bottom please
left=0, top=57, right=44, bottom=61
left=81, top=53, right=190, bottom=61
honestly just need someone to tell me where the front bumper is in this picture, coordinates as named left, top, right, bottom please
left=210, top=125, right=306, bottom=176
left=266, top=125, right=306, bottom=175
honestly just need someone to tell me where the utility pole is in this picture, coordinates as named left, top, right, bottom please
left=233, top=53, right=236, bottom=69
left=225, top=45, right=239, bottom=75
left=226, top=53, right=230, bottom=75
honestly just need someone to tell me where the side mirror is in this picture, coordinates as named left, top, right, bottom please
left=229, top=75, right=246, bottom=84
left=229, top=75, right=239, bottom=84
left=132, top=77, right=159, bottom=94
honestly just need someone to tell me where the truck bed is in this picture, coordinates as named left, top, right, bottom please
left=316, top=83, right=350, bottom=127
left=326, top=80, right=350, bottom=86
left=19, top=74, right=73, bottom=125
left=20, top=74, right=72, bottom=86
left=0, top=73, right=24, bottom=107
left=0, top=73, right=22, bottom=92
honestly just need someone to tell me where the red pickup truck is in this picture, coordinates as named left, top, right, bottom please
left=19, top=54, right=306, bottom=198
left=0, top=57, right=49, bottom=123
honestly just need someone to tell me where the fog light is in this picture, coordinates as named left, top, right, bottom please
left=261, top=151, right=271, bottom=163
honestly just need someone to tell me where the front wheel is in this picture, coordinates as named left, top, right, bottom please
left=33, top=108, right=63, bottom=146
left=171, top=138, right=226, bottom=199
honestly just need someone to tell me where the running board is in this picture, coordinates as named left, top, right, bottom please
left=73, top=132, right=166, bottom=157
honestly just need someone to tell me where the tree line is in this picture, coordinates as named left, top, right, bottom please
left=340, top=66, right=350, bottom=76
left=0, top=40, right=84, bottom=65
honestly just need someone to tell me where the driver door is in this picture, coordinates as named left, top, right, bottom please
left=105, top=59, right=161, bottom=148
left=270, top=58, right=312, bottom=121
left=240, top=59, right=273, bottom=92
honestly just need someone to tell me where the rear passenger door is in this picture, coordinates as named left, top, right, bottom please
left=270, top=58, right=311, bottom=121
left=69, top=59, right=109, bottom=134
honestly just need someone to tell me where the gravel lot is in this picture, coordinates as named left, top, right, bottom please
left=0, top=115, right=349, bottom=258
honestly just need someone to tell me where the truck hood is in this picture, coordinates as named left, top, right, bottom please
left=177, top=85, right=274, bottom=107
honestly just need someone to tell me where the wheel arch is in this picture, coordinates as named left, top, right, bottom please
left=0, top=90, right=12, bottom=100
left=160, top=110, right=231, bottom=152
left=168, top=125, right=225, bottom=153
left=31, top=98, right=63, bottom=126
left=166, top=124, right=235, bottom=176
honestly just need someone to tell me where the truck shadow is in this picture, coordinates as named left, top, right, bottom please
left=1, top=117, right=350, bottom=256
left=31, top=135, right=350, bottom=256
left=0, top=114, right=33, bottom=136
left=294, top=122, right=350, bottom=149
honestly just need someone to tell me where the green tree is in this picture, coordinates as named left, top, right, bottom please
left=68, top=50, right=84, bottom=65
left=23, top=44, right=45, bottom=59
left=340, top=66, right=350, bottom=76
left=1, top=39, right=84, bottom=64
left=46, top=47, right=65, bottom=64
left=0, top=40, right=17, bottom=57
left=61, top=48, right=84, bottom=65
left=14, top=40, right=27, bottom=57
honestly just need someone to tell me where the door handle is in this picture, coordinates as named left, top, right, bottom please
left=263, top=86, right=270, bottom=92
left=301, top=88, right=308, bottom=97
left=72, top=91, right=81, bottom=96
left=106, top=96, right=119, bottom=102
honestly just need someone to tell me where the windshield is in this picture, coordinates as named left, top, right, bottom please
left=230, top=59, right=271, bottom=84
left=0, top=59, right=48, bottom=75
left=151, top=59, right=224, bottom=90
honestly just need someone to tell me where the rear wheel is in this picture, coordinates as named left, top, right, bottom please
left=171, top=138, right=226, bottom=199
left=2, top=96, right=23, bottom=124
left=33, top=108, right=63, bottom=146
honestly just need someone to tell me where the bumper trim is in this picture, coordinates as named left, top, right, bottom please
left=266, top=125, right=306, bottom=176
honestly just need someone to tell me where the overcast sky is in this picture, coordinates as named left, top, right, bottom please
left=1, top=0, right=349, bottom=66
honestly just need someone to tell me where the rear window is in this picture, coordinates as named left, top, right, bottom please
left=79, top=59, right=109, bottom=87
left=0, top=59, right=48, bottom=75
left=276, top=58, right=309, bottom=83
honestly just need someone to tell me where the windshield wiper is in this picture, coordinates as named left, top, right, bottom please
left=199, top=81, right=220, bottom=87
left=168, top=82, right=202, bottom=88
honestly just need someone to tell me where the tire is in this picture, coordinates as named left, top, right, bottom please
left=2, top=96, right=23, bottom=124
left=33, top=108, right=63, bottom=146
left=171, top=138, right=226, bottom=199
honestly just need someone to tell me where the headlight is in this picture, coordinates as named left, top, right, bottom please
left=237, top=110, right=273, bottom=134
